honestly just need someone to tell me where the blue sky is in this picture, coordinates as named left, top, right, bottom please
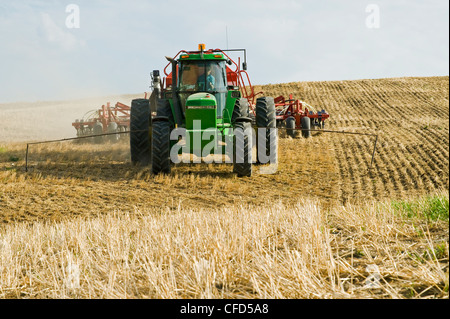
left=0, top=0, right=448, bottom=103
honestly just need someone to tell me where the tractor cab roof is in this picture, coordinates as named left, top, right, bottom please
left=178, top=52, right=226, bottom=61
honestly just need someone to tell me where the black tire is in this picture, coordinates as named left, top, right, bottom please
left=301, top=116, right=311, bottom=138
left=255, top=97, right=277, bottom=163
left=156, top=98, right=175, bottom=124
left=93, top=122, right=103, bottom=144
left=107, top=122, right=119, bottom=143
left=233, top=122, right=252, bottom=177
left=286, top=117, right=296, bottom=138
left=231, top=98, right=249, bottom=124
left=130, top=98, right=151, bottom=166
left=151, top=120, right=171, bottom=175
left=249, top=112, right=256, bottom=126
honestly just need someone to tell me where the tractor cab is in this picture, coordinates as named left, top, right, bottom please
left=178, top=59, right=228, bottom=118
left=177, top=52, right=228, bottom=119
left=158, top=44, right=266, bottom=132
left=160, top=44, right=245, bottom=127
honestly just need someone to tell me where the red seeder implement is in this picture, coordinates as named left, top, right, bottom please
left=274, top=94, right=329, bottom=129
left=72, top=100, right=134, bottom=142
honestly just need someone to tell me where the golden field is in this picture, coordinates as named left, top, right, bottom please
left=0, top=76, right=448, bottom=298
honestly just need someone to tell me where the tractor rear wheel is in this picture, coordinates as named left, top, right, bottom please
left=93, top=122, right=103, bottom=144
left=151, top=120, right=171, bottom=175
left=233, top=121, right=252, bottom=177
left=286, top=117, right=296, bottom=138
left=130, top=98, right=151, bottom=166
left=255, top=97, right=277, bottom=163
left=301, top=116, right=311, bottom=138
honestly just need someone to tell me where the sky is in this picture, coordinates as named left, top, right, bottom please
left=0, top=0, right=448, bottom=103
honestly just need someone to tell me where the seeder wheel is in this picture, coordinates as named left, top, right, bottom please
left=301, top=116, right=311, bottom=138
left=108, top=122, right=119, bottom=143
left=93, top=122, right=103, bottom=144
left=286, top=117, right=297, bottom=138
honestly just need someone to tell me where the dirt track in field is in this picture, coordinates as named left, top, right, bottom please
left=0, top=76, right=448, bottom=223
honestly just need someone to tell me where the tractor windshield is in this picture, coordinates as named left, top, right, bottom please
left=179, top=60, right=227, bottom=117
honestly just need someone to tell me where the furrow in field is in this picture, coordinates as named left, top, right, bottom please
left=258, top=77, right=449, bottom=204
left=408, top=130, right=449, bottom=190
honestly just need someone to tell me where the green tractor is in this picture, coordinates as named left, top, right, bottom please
left=129, top=44, right=278, bottom=177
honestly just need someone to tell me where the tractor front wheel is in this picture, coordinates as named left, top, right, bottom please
left=233, top=121, right=252, bottom=177
left=151, top=120, right=171, bottom=175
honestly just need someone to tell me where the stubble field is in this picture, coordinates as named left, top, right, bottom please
left=0, top=76, right=448, bottom=298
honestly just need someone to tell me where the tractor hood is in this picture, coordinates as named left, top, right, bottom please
left=185, top=92, right=217, bottom=109
left=185, top=92, right=217, bottom=131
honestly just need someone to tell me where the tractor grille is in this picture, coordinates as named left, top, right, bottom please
left=186, top=105, right=216, bottom=109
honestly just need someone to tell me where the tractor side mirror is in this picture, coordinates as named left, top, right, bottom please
left=242, top=62, right=247, bottom=71
left=227, top=59, right=232, bottom=65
